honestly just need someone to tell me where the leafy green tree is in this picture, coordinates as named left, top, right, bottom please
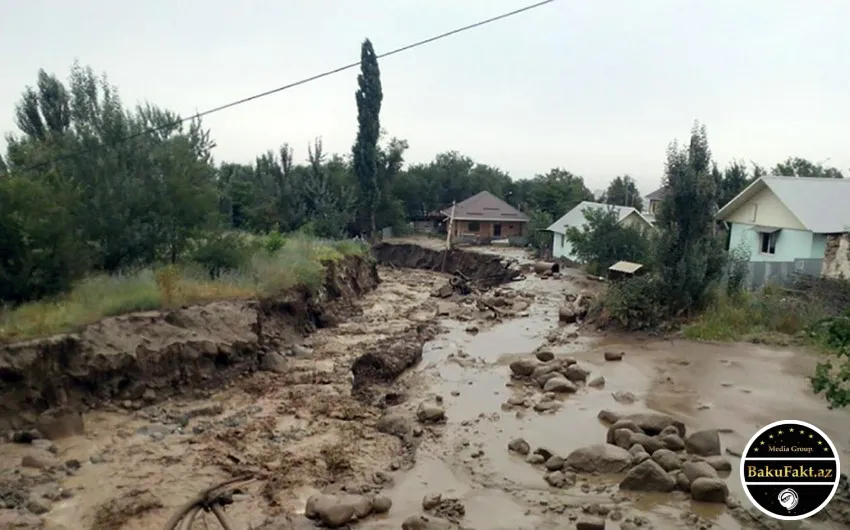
left=773, top=157, right=844, bottom=179
left=516, top=168, right=594, bottom=220
left=565, top=207, right=652, bottom=273
left=527, top=210, right=554, bottom=253
left=716, top=160, right=750, bottom=209
left=352, top=39, right=383, bottom=234
left=654, top=122, right=727, bottom=314
left=602, top=175, right=643, bottom=210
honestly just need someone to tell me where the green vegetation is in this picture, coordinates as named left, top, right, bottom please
left=0, top=235, right=366, bottom=343
left=565, top=207, right=654, bottom=275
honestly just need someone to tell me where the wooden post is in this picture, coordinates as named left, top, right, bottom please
left=441, top=201, right=456, bottom=273
left=445, top=201, right=456, bottom=250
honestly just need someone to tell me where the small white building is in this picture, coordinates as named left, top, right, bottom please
left=546, top=201, right=654, bottom=262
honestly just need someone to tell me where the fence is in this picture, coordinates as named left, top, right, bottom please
left=745, top=258, right=823, bottom=290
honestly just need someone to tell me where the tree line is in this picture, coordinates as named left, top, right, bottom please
left=1, top=46, right=845, bottom=306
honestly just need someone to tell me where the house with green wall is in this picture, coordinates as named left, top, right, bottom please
left=715, top=176, right=850, bottom=263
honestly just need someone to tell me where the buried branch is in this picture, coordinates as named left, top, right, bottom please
left=163, top=475, right=254, bottom=530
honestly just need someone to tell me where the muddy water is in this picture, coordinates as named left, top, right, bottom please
left=373, top=275, right=850, bottom=529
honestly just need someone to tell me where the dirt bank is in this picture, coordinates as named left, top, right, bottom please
left=0, top=255, right=379, bottom=435
left=372, top=242, right=523, bottom=288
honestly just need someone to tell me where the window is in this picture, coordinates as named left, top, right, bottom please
left=749, top=203, right=758, bottom=222
left=467, top=222, right=480, bottom=231
left=760, top=231, right=777, bottom=255
left=559, top=234, right=565, bottom=247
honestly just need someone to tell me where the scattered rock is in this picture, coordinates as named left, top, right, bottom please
left=416, top=402, right=446, bottom=424
left=543, top=376, right=577, bottom=393
left=685, top=429, right=721, bottom=456
left=681, top=460, right=719, bottom=483
left=544, top=455, right=565, bottom=471
left=508, top=437, right=531, bottom=455
left=576, top=517, right=606, bottom=530
left=565, top=444, right=632, bottom=473
left=588, top=376, right=605, bottom=388
left=21, top=454, right=56, bottom=469
left=26, top=494, right=51, bottom=515
left=622, top=412, right=685, bottom=437
left=422, top=493, right=442, bottom=510
left=371, top=495, right=392, bottom=514
left=619, top=459, right=676, bottom=492
left=612, top=391, right=637, bottom=404
left=544, top=470, right=576, bottom=488
left=604, top=351, right=624, bottom=362
left=535, top=350, right=555, bottom=362
left=401, top=514, right=453, bottom=530
left=704, top=455, right=732, bottom=472
left=652, top=449, right=682, bottom=471
left=662, top=433, right=685, bottom=451
left=509, top=359, right=537, bottom=377
left=563, top=365, right=589, bottom=383
left=690, top=477, right=729, bottom=503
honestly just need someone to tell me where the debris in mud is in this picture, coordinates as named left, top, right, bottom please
left=604, top=351, right=624, bottom=361
left=431, top=274, right=473, bottom=298
left=304, top=492, right=392, bottom=527
left=416, top=401, right=447, bottom=424
left=421, top=493, right=466, bottom=522
left=558, top=292, right=592, bottom=323
left=351, top=324, right=436, bottom=396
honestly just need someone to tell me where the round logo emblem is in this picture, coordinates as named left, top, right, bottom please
left=740, top=420, right=841, bottom=520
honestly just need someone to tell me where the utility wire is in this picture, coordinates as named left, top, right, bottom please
left=9, top=0, right=556, bottom=174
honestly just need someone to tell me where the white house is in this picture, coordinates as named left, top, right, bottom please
left=716, top=176, right=850, bottom=266
left=546, top=201, right=654, bottom=262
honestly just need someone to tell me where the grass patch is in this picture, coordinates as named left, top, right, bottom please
left=0, top=234, right=368, bottom=343
left=682, top=284, right=835, bottom=345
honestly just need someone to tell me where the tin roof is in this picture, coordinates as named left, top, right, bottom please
left=441, top=191, right=529, bottom=222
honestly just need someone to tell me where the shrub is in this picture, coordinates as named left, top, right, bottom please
left=191, top=232, right=253, bottom=279
left=810, top=309, right=850, bottom=408
left=602, top=275, right=666, bottom=331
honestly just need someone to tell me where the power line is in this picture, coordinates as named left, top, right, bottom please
left=9, top=0, right=556, bottom=174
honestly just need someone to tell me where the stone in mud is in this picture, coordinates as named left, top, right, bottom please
left=21, top=454, right=57, bottom=469
left=562, top=364, right=589, bottom=383
left=576, top=517, right=606, bottom=530
left=340, top=494, right=372, bottom=518
left=681, top=460, right=719, bottom=483
left=612, top=391, right=637, bottom=404
left=535, top=349, right=555, bottom=362
left=690, top=477, right=729, bottom=503
left=533, top=447, right=555, bottom=461
left=35, top=408, right=85, bottom=439
left=370, top=495, right=392, bottom=514
left=685, top=429, right=721, bottom=456
left=508, top=437, right=531, bottom=455
left=662, top=433, right=685, bottom=451
left=629, top=432, right=665, bottom=454
left=544, top=470, right=575, bottom=488
left=422, top=493, right=442, bottom=510
left=26, top=494, right=51, bottom=515
left=612, top=429, right=635, bottom=449
left=260, top=351, right=288, bottom=373
left=376, top=413, right=413, bottom=439
left=604, top=351, right=624, bottom=362
left=533, top=400, right=560, bottom=413
left=704, top=455, right=732, bottom=472
left=319, top=502, right=355, bottom=528
left=545, top=455, right=565, bottom=471
left=416, top=402, right=446, bottom=423
left=526, top=454, right=546, bottom=465
left=651, top=449, right=682, bottom=471
left=605, top=419, right=641, bottom=444
left=402, top=514, right=453, bottom=530
left=622, top=412, right=685, bottom=437
left=543, top=376, right=577, bottom=393
left=558, top=304, right=580, bottom=323
left=588, top=376, right=605, bottom=388
left=597, top=409, right=622, bottom=424
left=435, top=302, right=453, bottom=316
left=676, top=472, right=691, bottom=491
left=619, top=459, right=675, bottom=492
left=565, top=444, right=632, bottom=473
left=509, top=359, right=537, bottom=377
left=305, top=494, right=337, bottom=519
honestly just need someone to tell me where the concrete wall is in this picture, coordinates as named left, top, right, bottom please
left=551, top=232, right=576, bottom=261
left=822, top=233, right=850, bottom=280
left=728, top=223, right=821, bottom=262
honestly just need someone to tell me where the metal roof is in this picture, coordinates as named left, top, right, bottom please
left=441, top=191, right=529, bottom=222
left=609, top=261, right=643, bottom=274
left=545, top=201, right=654, bottom=234
left=716, top=176, right=850, bottom=233
left=645, top=186, right=669, bottom=200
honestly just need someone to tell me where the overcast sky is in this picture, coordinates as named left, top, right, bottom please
left=1, top=0, right=848, bottom=193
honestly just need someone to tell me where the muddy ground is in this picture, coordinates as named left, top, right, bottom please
left=1, top=242, right=849, bottom=529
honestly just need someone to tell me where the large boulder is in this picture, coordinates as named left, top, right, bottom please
left=565, top=444, right=632, bottom=473
left=690, top=477, right=729, bottom=503
left=619, top=459, right=676, bottom=492
left=685, top=429, right=721, bottom=456
left=681, top=460, right=719, bottom=483
left=622, top=413, right=685, bottom=437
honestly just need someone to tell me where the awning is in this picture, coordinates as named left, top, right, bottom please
left=754, top=226, right=781, bottom=234
left=609, top=261, right=643, bottom=274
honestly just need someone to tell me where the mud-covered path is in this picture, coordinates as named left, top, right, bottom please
left=2, top=250, right=849, bottom=530
left=368, top=272, right=850, bottom=530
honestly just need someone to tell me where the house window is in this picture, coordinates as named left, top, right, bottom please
left=467, top=222, right=480, bottom=231
left=760, top=231, right=777, bottom=255
left=559, top=234, right=565, bottom=247
left=749, top=203, right=758, bottom=222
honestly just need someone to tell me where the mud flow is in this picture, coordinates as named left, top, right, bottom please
left=1, top=242, right=848, bottom=530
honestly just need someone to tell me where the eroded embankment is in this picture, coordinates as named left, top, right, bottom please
left=0, top=255, right=379, bottom=435
left=372, top=242, right=523, bottom=288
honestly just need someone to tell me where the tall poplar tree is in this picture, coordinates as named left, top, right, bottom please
left=352, top=38, right=383, bottom=235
